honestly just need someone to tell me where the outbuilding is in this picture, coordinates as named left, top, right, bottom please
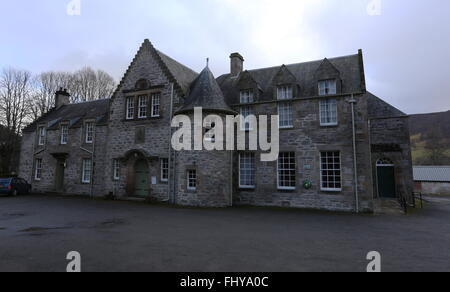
left=413, top=166, right=450, bottom=195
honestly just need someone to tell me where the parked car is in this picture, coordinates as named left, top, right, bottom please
left=0, top=178, right=32, bottom=196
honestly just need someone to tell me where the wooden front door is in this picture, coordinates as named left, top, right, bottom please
left=134, top=160, right=149, bottom=197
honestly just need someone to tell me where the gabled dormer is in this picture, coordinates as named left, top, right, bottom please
left=272, top=65, right=299, bottom=100
left=237, top=70, right=261, bottom=104
left=314, top=58, right=342, bottom=96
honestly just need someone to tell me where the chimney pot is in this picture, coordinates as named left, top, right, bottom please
left=230, top=52, right=244, bottom=77
left=55, top=88, right=70, bottom=108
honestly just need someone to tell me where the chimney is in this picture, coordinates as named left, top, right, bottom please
left=230, top=53, right=244, bottom=77
left=55, top=88, right=70, bottom=108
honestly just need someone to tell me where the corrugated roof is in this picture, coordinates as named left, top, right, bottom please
left=413, top=166, right=450, bottom=182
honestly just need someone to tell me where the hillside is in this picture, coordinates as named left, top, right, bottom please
left=409, top=110, right=450, bottom=165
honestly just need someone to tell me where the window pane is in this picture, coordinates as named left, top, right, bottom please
left=320, top=152, right=341, bottom=191
left=152, top=93, right=161, bottom=117
left=82, top=159, right=92, bottom=183
left=126, top=97, right=135, bottom=119
left=161, top=159, right=169, bottom=182
left=320, top=99, right=337, bottom=125
left=278, top=102, right=293, bottom=128
left=138, top=96, right=148, bottom=118
left=240, top=153, right=256, bottom=188
left=187, top=170, right=197, bottom=190
left=240, top=106, right=254, bottom=131
left=278, top=153, right=296, bottom=189
left=240, top=90, right=254, bottom=104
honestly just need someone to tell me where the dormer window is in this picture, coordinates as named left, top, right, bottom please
left=277, top=85, right=293, bottom=100
left=38, top=126, right=46, bottom=146
left=240, top=89, right=254, bottom=104
left=318, top=79, right=337, bottom=96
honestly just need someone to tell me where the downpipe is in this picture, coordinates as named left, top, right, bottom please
left=349, top=95, right=360, bottom=213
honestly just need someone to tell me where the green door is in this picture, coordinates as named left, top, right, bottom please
left=134, top=160, right=149, bottom=197
left=377, top=166, right=396, bottom=198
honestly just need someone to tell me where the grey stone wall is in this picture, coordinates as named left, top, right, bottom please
left=231, top=94, right=374, bottom=213
left=18, top=124, right=108, bottom=196
left=104, top=42, right=173, bottom=201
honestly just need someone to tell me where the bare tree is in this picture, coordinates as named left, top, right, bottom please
left=423, top=128, right=450, bottom=165
left=0, top=68, right=33, bottom=174
left=70, top=67, right=116, bottom=102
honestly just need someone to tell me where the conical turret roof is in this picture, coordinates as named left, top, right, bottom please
left=176, top=66, right=236, bottom=115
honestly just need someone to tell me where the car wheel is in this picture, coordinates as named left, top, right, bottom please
left=12, top=189, right=18, bottom=197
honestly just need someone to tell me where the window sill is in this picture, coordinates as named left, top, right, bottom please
left=321, top=188, right=342, bottom=192
left=278, top=187, right=296, bottom=192
left=320, top=123, right=339, bottom=127
left=279, top=126, right=294, bottom=130
left=239, top=186, right=256, bottom=190
left=123, top=116, right=163, bottom=122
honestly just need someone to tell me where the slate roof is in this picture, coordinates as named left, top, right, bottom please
left=413, top=166, right=450, bottom=182
left=217, top=54, right=365, bottom=105
left=367, top=92, right=406, bottom=118
left=156, top=50, right=198, bottom=94
left=23, top=99, right=110, bottom=133
left=176, top=66, right=236, bottom=115
left=113, top=39, right=198, bottom=98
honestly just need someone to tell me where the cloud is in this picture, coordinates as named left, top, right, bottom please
left=1, top=0, right=450, bottom=114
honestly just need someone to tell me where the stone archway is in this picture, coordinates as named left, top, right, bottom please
left=121, top=149, right=154, bottom=198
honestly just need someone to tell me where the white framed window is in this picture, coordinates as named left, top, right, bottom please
left=85, top=122, right=94, bottom=144
left=138, top=95, right=148, bottom=119
left=113, top=159, right=120, bottom=181
left=240, top=89, right=254, bottom=104
left=34, top=158, right=43, bottom=181
left=126, top=97, right=135, bottom=120
left=318, top=79, right=337, bottom=96
left=38, top=126, right=46, bottom=146
left=82, top=159, right=92, bottom=184
left=278, top=152, right=296, bottom=190
left=278, top=102, right=293, bottom=128
left=204, top=120, right=216, bottom=142
left=320, top=151, right=342, bottom=191
left=151, top=93, right=161, bottom=117
left=240, top=106, right=254, bottom=131
left=320, top=99, right=338, bottom=126
left=239, top=153, right=256, bottom=188
left=277, top=85, right=293, bottom=100
left=161, top=158, right=169, bottom=182
left=187, top=170, right=197, bottom=191
left=60, top=124, right=68, bottom=145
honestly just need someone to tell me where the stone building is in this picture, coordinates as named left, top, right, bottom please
left=19, top=39, right=414, bottom=213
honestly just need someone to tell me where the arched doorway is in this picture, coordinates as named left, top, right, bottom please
left=376, top=158, right=396, bottom=198
left=134, top=159, right=149, bottom=197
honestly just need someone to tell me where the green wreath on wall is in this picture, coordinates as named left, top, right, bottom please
left=303, top=180, right=313, bottom=190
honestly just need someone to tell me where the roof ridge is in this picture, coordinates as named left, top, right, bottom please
left=244, top=54, right=359, bottom=73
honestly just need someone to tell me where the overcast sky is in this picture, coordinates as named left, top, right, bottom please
left=1, top=0, right=449, bottom=114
